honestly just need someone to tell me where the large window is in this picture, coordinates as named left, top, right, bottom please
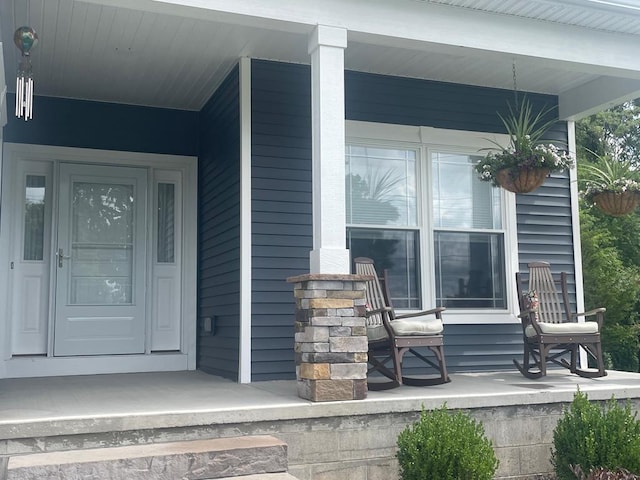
left=432, top=152, right=506, bottom=309
left=346, top=145, right=420, bottom=308
left=346, top=124, right=516, bottom=319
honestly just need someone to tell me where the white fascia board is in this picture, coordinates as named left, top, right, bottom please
left=84, top=0, right=640, bottom=77
left=559, top=76, right=640, bottom=121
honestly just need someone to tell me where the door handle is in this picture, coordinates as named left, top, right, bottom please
left=57, top=248, right=71, bottom=268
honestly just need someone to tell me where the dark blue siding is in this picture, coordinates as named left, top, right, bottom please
left=197, top=65, right=241, bottom=380
left=251, top=61, right=313, bottom=381
left=4, top=94, right=197, bottom=156
left=251, top=60, right=574, bottom=379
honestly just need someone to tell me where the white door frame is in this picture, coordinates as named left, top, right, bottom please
left=0, top=143, right=198, bottom=379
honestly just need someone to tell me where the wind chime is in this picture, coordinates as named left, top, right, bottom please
left=14, top=25, right=38, bottom=121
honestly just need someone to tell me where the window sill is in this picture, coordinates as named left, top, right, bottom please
left=396, top=309, right=520, bottom=325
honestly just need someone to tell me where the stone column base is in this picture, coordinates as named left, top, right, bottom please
left=287, top=273, right=370, bottom=401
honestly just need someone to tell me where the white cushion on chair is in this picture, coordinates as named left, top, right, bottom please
left=392, top=317, right=444, bottom=336
left=525, top=321, right=599, bottom=337
left=367, top=317, right=444, bottom=341
left=367, top=325, right=388, bottom=342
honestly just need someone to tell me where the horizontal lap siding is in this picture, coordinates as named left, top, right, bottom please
left=198, top=65, right=241, bottom=380
left=4, top=94, right=197, bottom=155
left=251, top=60, right=573, bottom=379
left=251, top=61, right=313, bottom=381
left=516, top=173, right=577, bottom=308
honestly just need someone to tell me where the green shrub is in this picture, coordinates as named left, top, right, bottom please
left=396, top=405, right=498, bottom=480
left=552, top=391, right=640, bottom=480
left=602, top=323, right=640, bottom=372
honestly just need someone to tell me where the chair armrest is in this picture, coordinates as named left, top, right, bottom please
left=364, top=306, right=393, bottom=317
left=575, top=307, right=606, bottom=317
left=574, top=307, right=605, bottom=330
left=394, top=307, right=446, bottom=320
left=517, top=308, right=536, bottom=319
left=517, top=309, right=543, bottom=335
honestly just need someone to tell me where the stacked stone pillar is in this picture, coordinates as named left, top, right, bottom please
left=287, top=274, right=370, bottom=401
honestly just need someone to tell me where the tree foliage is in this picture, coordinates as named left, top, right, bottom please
left=577, top=101, right=640, bottom=372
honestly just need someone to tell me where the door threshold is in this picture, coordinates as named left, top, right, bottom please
left=2, top=353, right=190, bottom=379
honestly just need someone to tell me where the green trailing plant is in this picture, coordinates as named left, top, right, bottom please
left=579, top=154, right=640, bottom=205
left=552, top=391, right=640, bottom=480
left=475, top=98, right=573, bottom=186
left=396, top=405, right=498, bottom=480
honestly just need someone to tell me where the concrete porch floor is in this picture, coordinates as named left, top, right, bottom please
left=2, top=369, right=640, bottom=441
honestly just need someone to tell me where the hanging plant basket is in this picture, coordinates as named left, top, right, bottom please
left=592, top=191, right=640, bottom=216
left=495, top=167, right=549, bottom=194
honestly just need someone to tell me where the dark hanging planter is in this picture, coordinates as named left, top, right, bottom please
left=495, top=167, right=549, bottom=194
left=592, top=191, right=640, bottom=216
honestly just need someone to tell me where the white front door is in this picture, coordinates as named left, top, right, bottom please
left=54, top=164, right=148, bottom=356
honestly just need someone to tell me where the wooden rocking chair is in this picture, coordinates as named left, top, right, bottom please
left=354, top=257, right=450, bottom=390
left=514, top=261, right=607, bottom=379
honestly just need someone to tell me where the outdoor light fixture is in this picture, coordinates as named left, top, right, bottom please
left=14, top=26, right=38, bottom=121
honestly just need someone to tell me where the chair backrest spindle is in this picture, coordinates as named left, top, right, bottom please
left=527, top=262, right=566, bottom=324
left=354, top=257, right=386, bottom=328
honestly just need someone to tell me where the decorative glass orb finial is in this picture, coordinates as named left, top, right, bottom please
left=14, top=26, right=38, bottom=56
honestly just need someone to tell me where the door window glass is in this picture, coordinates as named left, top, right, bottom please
left=157, top=183, right=175, bottom=263
left=23, top=175, right=46, bottom=261
left=70, top=182, right=134, bottom=304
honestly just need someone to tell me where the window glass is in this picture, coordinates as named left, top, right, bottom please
left=157, top=183, right=175, bottom=263
left=23, top=175, right=46, bottom=261
left=347, top=228, right=420, bottom=309
left=346, top=145, right=420, bottom=308
left=432, top=152, right=501, bottom=229
left=346, top=146, right=417, bottom=226
left=432, top=151, right=506, bottom=309
left=70, top=182, right=134, bottom=304
left=434, top=231, right=506, bottom=308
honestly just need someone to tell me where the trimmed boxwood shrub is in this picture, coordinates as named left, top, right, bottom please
left=552, top=390, right=640, bottom=480
left=396, top=405, right=498, bottom=480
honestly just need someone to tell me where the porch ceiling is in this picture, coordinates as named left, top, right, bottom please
left=1, top=0, right=640, bottom=118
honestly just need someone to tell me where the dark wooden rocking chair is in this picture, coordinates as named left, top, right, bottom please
left=354, top=257, right=450, bottom=390
left=514, top=261, right=607, bottom=379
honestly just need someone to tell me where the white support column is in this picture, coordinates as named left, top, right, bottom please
left=308, top=25, right=350, bottom=274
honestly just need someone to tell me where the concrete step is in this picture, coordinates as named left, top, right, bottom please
left=4, top=435, right=290, bottom=480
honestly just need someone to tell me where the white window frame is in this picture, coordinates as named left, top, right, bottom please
left=347, top=120, right=520, bottom=324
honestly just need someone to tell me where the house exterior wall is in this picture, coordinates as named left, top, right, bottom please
left=251, top=61, right=314, bottom=380
left=249, top=59, right=575, bottom=380
left=3, top=94, right=197, bottom=155
left=197, top=65, right=242, bottom=379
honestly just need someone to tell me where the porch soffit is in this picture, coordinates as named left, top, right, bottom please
left=0, top=0, right=638, bottom=118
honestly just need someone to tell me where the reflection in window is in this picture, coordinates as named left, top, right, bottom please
left=23, top=175, right=46, bottom=261
left=432, top=153, right=501, bottom=229
left=434, top=232, right=506, bottom=308
left=346, top=145, right=420, bottom=309
left=347, top=229, right=420, bottom=309
left=71, top=182, right=134, bottom=305
left=157, top=183, right=175, bottom=263
left=346, top=146, right=417, bottom=226
left=432, top=152, right=506, bottom=309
